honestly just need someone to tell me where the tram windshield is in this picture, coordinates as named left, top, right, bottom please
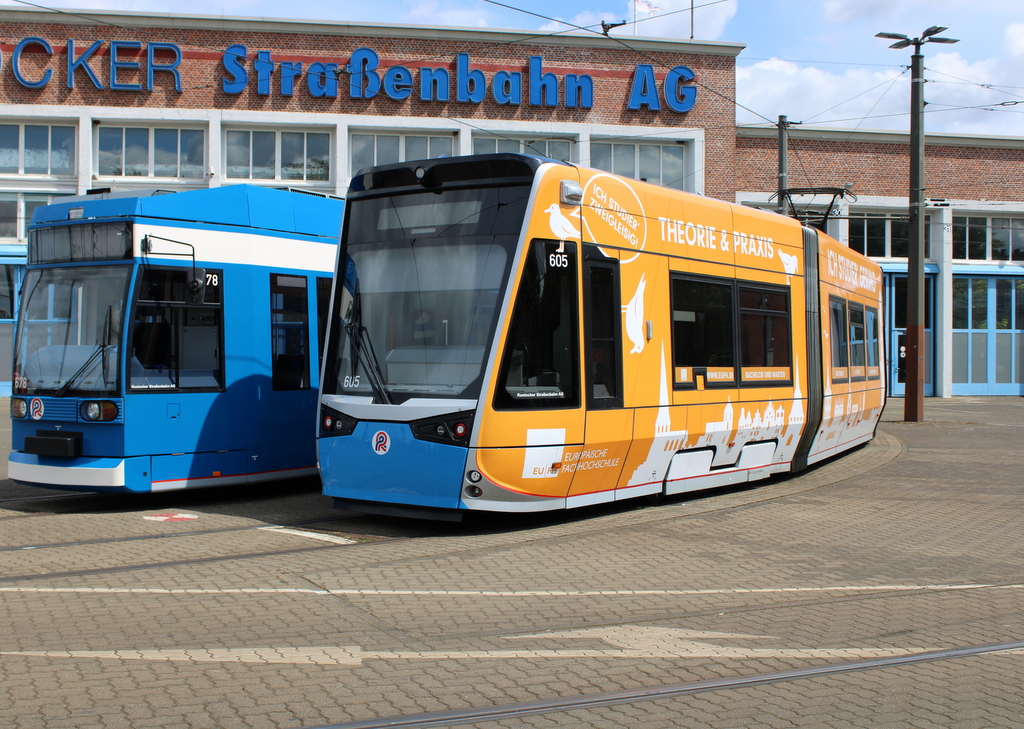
left=13, top=265, right=130, bottom=396
left=324, top=185, right=531, bottom=402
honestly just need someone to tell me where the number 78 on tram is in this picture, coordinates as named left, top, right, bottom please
left=318, top=153, right=885, bottom=520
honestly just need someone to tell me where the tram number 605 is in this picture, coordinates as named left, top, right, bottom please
left=344, top=375, right=361, bottom=388
left=549, top=252, right=569, bottom=268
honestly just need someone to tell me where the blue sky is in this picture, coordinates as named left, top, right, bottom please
left=5, top=0, right=1022, bottom=135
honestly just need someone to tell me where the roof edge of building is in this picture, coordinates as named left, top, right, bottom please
left=1, top=6, right=747, bottom=56
left=737, top=124, right=1024, bottom=150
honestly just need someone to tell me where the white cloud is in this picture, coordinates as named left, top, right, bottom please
left=1006, top=23, right=1024, bottom=58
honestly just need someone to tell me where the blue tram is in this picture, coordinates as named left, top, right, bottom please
left=9, top=185, right=343, bottom=493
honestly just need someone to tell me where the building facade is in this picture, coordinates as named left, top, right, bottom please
left=2, top=8, right=1023, bottom=396
left=736, top=126, right=1024, bottom=397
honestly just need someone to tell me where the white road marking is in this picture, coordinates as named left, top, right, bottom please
left=258, top=526, right=356, bottom=545
left=0, top=626, right=957, bottom=666
left=0, top=583, right=1020, bottom=597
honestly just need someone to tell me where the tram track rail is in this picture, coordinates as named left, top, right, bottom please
left=306, top=639, right=1024, bottom=729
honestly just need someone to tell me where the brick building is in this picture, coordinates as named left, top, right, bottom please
left=1, top=8, right=1022, bottom=395
left=736, top=126, right=1024, bottom=396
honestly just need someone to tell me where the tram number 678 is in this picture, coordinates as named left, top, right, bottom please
left=549, top=252, right=569, bottom=268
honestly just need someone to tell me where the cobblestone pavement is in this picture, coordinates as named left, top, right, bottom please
left=1, top=397, right=1022, bottom=728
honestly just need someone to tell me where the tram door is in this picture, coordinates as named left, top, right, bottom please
left=568, top=250, right=630, bottom=500
left=885, top=274, right=934, bottom=397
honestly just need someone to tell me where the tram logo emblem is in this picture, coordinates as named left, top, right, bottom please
left=372, top=431, right=391, bottom=455
left=580, top=173, right=647, bottom=263
left=30, top=398, right=44, bottom=420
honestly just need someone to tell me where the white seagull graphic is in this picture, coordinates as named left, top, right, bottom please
left=623, top=274, right=647, bottom=354
left=544, top=203, right=580, bottom=240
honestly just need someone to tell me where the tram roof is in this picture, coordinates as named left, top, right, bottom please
left=31, top=185, right=344, bottom=240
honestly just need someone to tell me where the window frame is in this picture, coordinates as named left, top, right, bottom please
left=96, top=125, right=206, bottom=179
left=349, top=131, right=455, bottom=176
left=472, top=135, right=575, bottom=162
left=952, top=215, right=1024, bottom=263
left=670, top=274, right=792, bottom=389
left=848, top=212, right=932, bottom=259
left=0, top=122, right=76, bottom=176
left=224, top=128, right=331, bottom=182
left=590, top=140, right=687, bottom=191
left=270, top=272, right=311, bottom=391
left=129, top=265, right=225, bottom=393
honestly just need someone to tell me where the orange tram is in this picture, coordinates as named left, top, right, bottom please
left=317, top=154, right=885, bottom=519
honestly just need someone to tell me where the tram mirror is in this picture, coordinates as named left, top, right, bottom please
left=189, top=268, right=207, bottom=304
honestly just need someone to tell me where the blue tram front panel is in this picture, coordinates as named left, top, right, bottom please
left=319, top=420, right=469, bottom=510
left=9, top=393, right=255, bottom=493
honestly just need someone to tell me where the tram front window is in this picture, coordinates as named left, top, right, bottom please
left=326, top=186, right=528, bottom=402
left=13, top=266, right=130, bottom=396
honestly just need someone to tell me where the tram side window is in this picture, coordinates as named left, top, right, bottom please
left=671, top=276, right=735, bottom=387
left=130, top=267, right=223, bottom=391
left=586, top=261, right=622, bottom=406
left=829, top=297, right=849, bottom=382
left=738, top=287, right=792, bottom=384
left=849, top=302, right=866, bottom=381
left=495, top=239, right=579, bottom=409
left=270, top=274, right=310, bottom=390
left=865, top=306, right=881, bottom=379
left=316, top=277, right=332, bottom=371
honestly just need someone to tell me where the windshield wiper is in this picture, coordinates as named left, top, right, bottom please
left=54, top=307, right=113, bottom=398
left=345, top=321, right=392, bottom=405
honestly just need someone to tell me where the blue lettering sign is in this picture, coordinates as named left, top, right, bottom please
left=308, top=62, right=339, bottom=98
left=565, top=74, right=593, bottom=108
left=456, top=53, right=485, bottom=103
left=664, top=66, right=696, bottom=112
left=529, top=56, right=557, bottom=107
left=109, top=40, right=142, bottom=91
left=147, top=43, right=182, bottom=92
left=349, top=48, right=380, bottom=99
left=420, top=68, right=449, bottom=102
left=68, top=39, right=104, bottom=90
left=280, top=61, right=302, bottom=96
left=492, top=70, right=521, bottom=105
left=254, top=50, right=274, bottom=95
left=222, top=44, right=248, bottom=94
left=12, top=37, right=53, bottom=88
left=383, top=66, right=413, bottom=100
left=627, top=64, right=660, bottom=111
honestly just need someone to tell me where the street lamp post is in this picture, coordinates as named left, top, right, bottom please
left=876, top=27, right=958, bottom=422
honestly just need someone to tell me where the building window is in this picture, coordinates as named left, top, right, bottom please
left=226, top=130, right=329, bottom=182
left=473, top=136, right=573, bottom=162
left=953, top=216, right=1024, bottom=262
left=0, top=264, right=17, bottom=320
left=0, top=193, right=71, bottom=240
left=848, top=213, right=931, bottom=259
left=97, top=127, right=204, bottom=178
left=350, top=133, right=453, bottom=175
left=591, top=142, right=685, bottom=190
left=0, top=124, right=75, bottom=175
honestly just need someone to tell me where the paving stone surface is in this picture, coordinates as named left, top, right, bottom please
left=1, top=396, right=1022, bottom=728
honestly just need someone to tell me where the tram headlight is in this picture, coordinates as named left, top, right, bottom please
left=11, top=398, right=28, bottom=419
left=80, top=400, right=119, bottom=422
left=320, top=406, right=357, bottom=436
left=411, top=411, right=475, bottom=446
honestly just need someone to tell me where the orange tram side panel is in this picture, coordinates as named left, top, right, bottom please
left=472, top=162, right=884, bottom=511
